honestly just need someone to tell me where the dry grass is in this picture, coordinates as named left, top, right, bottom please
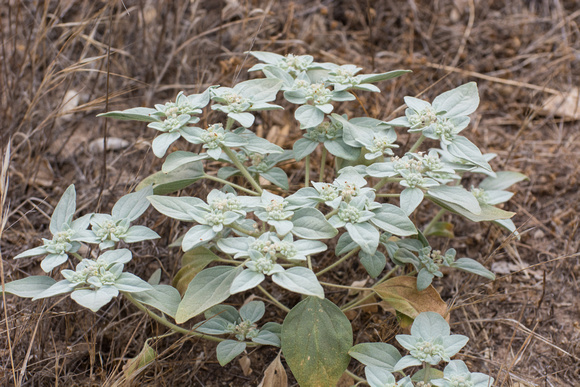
left=1, top=0, right=579, bottom=385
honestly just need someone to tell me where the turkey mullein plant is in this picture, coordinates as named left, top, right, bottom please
left=5, top=50, right=526, bottom=386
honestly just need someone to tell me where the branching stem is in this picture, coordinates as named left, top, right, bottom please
left=316, top=247, right=360, bottom=277
left=220, top=145, right=263, bottom=194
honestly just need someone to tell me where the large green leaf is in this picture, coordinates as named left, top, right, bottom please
left=281, top=297, right=352, bottom=387
left=2, top=276, right=57, bottom=298
left=137, top=162, right=204, bottom=195
left=175, top=265, right=241, bottom=324
left=291, top=208, right=338, bottom=240
left=428, top=197, right=514, bottom=222
left=98, top=107, right=161, bottom=122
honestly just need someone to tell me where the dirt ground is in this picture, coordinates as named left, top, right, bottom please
left=1, top=0, right=579, bottom=386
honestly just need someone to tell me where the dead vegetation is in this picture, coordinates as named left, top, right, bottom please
left=1, top=0, right=579, bottom=385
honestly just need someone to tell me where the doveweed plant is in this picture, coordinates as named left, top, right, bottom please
left=5, top=51, right=527, bottom=386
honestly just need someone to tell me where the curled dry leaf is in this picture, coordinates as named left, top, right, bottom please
left=537, top=87, right=580, bottom=121
left=88, top=137, right=130, bottom=153
left=258, top=352, right=287, bottom=387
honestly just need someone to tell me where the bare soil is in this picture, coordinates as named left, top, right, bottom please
left=1, top=0, right=579, bottom=386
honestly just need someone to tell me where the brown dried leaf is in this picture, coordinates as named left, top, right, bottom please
left=258, top=352, right=287, bottom=387
left=373, top=276, right=447, bottom=321
left=239, top=355, right=252, bottom=376
left=538, top=87, right=580, bottom=121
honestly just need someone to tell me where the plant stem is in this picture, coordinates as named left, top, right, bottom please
left=423, top=208, right=446, bottom=235
left=319, top=147, right=327, bottom=182
left=373, top=177, right=402, bottom=191
left=319, top=281, right=368, bottom=290
left=408, top=134, right=426, bottom=153
left=325, top=207, right=339, bottom=220
left=376, top=193, right=401, bottom=198
left=341, top=266, right=399, bottom=312
left=228, top=222, right=259, bottom=237
left=216, top=258, right=242, bottom=265
left=257, top=285, right=291, bottom=313
left=304, top=155, right=310, bottom=187
left=316, top=247, right=360, bottom=277
left=220, top=145, right=263, bottom=195
left=203, top=174, right=259, bottom=196
left=345, top=369, right=366, bottom=383
left=225, top=117, right=235, bottom=131
left=307, top=255, right=313, bottom=271
left=124, top=293, right=224, bottom=343
left=423, top=363, right=431, bottom=383
left=72, top=252, right=84, bottom=261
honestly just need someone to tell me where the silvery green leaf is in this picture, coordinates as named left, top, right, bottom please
left=261, top=167, right=289, bottom=190
left=365, top=367, right=396, bottom=387
left=97, top=107, right=161, bottom=122
left=252, top=330, right=280, bottom=347
left=346, top=222, right=379, bottom=255
left=147, top=195, right=205, bottom=222
left=248, top=102, right=283, bottom=111
left=293, top=138, right=318, bottom=161
left=204, top=304, right=239, bottom=322
left=366, top=161, right=397, bottom=178
left=268, top=220, right=293, bottom=236
left=262, top=65, right=295, bottom=87
left=332, top=114, right=374, bottom=148
left=324, top=139, right=360, bottom=160
left=295, top=104, right=324, bottom=128
left=429, top=195, right=515, bottom=222
left=336, top=233, right=358, bottom=255
left=479, top=171, right=527, bottom=191
left=115, top=273, right=153, bottom=293
left=217, top=166, right=239, bottom=180
left=112, top=185, right=153, bottom=222
left=176, top=265, right=242, bottom=323
left=2, top=276, right=57, bottom=298
left=291, top=208, right=338, bottom=240
left=427, top=185, right=481, bottom=215
left=50, top=184, right=76, bottom=234
left=286, top=187, right=319, bottom=208
left=206, top=146, right=222, bottom=160
left=137, top=161, right=204, bottom=195
left=284, top=90, right=308, bottom=104
left=40, top=253, right=69, bottom=272
left=446, top=136, right=493, bottom=172
left=404, top=96, right=431, bottom=112
left=99, top=249, right=132, bottom=265
left=217, top=237, right=251, bottom=256
left=400, top=187, right=424, bottom=215
left=236, top=78, right=282, bottom=101
left=330, top=91, right=355, bottom=102
left=247, top=51, right=285, bottom=65
left=386, top=116, right=411, bottom=127
left=432, top=82, right=479, bottom=117
left=194, top=317, right=231, bottom=335
left=358, top=69, right=411, bottom=83
left=411, top=312, right=450, bottom=340
left=452, top=258, right=495, bottom=280
left=71, top=286, right=119, bottom=312
left=123, top=225, right=160, bottom=243
left=182, top=225, right=217, bottom=251
left=230, top=269, right=265, bottom=294
left=360, top=250, right=386, bottom=278
left=162, top=151, right=208, bottom=173
left=348, top=342, right=402, bottom=370
left=32, top=280, right=75, bottom=301
left=229, top=112, right=255, bottom=128
left=272, top=267, right=324, bottom=298
left=370, top=204, right=417, bottom=236
left=152, top=132, right=180, bottom=158
left=352, top=83, right=380, bottom=92
left=493, top=218, right=517, bottom=234
left=14, top=245, right=48, bottom=259
left=393, top=355, right=423, bottom=371
left=441, top=334, right=469, bottom=357
left=417, top=268, right=435, bottom=291
left=240, top=133, right=284, bottom=154
left=131, top=284, right=181, bottom=318
left=294, top=239, right=327, bottom=256
left=316, top=103, right=334, bottom=114
left=216, top=340, right=246, bottom=366
left=239, top=301, right=265, bottom=323
left=484, top=190, right=514, bottom=205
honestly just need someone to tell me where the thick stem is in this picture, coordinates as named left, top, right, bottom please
left=423, top=208, right=446, bottom=235
left=373, top=177, right=402, bottom=191
left=319, top=281, right=368, bottom=290
left=408, top=134, right=426, bottom=153
left=319, top=147, right=327, bottom=182
left=203, top=174, right=259, bottom=196
left=228, top=222, right=260, bottom=237
left=304, top=155, right=310, bottom=187
left=345, top=369, right=366, bottom=383
left=316, top=247, right=360, bottom=277
left=225, top=117, right=235, bottom=131
left=376, top=193, right=401, bottom=198
left=220, top=145, right=263, bottom=194
left=257, top=285, right=291, bottom=313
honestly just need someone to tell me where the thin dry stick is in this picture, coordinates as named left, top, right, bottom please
left=0, top=142, right=16, bottom=384
left=450, top=0, right=475, bottom=68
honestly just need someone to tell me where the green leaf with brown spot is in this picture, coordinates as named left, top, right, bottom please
left=281, top=297, right=352, bottom=387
